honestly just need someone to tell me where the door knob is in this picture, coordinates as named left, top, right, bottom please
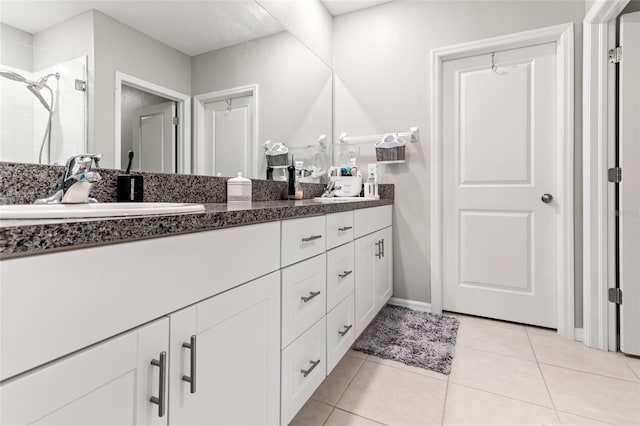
left=541, top=193, right=553, bottom=204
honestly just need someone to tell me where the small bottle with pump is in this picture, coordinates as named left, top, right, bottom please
left=364, top=163, right=378, bottom=199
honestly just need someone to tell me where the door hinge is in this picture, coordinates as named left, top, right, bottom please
left=608, top=288, right=622, bottom=305
left=172, top=116, right=179, bottom=126
left=608, top=46, right=622, bottom=64
left=74, top=79, right=86, bottom=91
left=608, top=167, right=622, bottom=183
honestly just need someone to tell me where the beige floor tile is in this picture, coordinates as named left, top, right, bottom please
left=366, top=354, right=449, bottom=381
left=311, top=355, right=365, bottom=406
left=529, top=332, right=639, bottom=382
left=446, top=312, right=525, bottom=331
left=541, top=364, right=640, bottom=425
left=449, top=346, right=553, bottom=407
left=348, top=349, right=368, bottom=360
left=337, top=361, right=447, bottom=425
left=455, top=321, right=535, bottom=361
left=289, top=400, right=333, bottom=426
left=556, top=411, right=614, bottom=425
left=621, top=354, right=640, bottom=380
left=443, top=383, right=559, bottom=426
left=324, top=409, right=384, bottom=426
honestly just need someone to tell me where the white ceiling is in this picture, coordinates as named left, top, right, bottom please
left=0, top=1, right=285, bottom=56
left=321, top=0, right=392, bottom=16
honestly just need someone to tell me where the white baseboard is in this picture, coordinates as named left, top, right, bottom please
left=388, top=297, right=432, bottom=313
left=575, top=328, right=584, bottom=342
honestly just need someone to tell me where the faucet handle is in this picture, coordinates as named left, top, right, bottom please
left=64, top=153, right=102, bottom=178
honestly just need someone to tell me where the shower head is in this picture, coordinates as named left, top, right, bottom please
left=0, top=70, right=31, bottom=84
left=32, top=72, right=60, bottom=89
left=27, top=84, right=52, bottom=112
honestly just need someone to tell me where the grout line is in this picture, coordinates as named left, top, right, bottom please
left=537, top=361, right=640, bottom=384
left=449, top=382, right=558, bottom=411
left=454, top=342, right=536, bottom=363
left=321, top=407, right=336, bottom=426
left=619, top=354, right=640, bottom=381
left=525, top=327, right=562, bottom=425
left=440, top=376, right=450, bottom=426
left=335, top=407, right=390, bottom=425
left=332, top=354, right=368, bottom=408
left=555, top=409, right=617, bottom=425
left=364, top=356, right=450, bottom=381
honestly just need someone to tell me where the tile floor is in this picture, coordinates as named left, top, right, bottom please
left=290, top=312, right=640, bottom=426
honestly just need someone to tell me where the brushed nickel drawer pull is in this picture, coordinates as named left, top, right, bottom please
left=375, top=240, right=382, bottom=259
left=381, top=238, right=385, bottom=257
left=338, top=324, right=353, bottom=337
left=338, top=270, right=353, bottom=279
left=300, top=359, right=321, bottom=377
left=338, top=226, right=353, bottom=232
left=301, top=291, right=321, bottom=302
left=181, top=335, right=197, bottom=394
left=149, top=351, right=167, bottom=418
left=302, top=235, right=322, bottom=243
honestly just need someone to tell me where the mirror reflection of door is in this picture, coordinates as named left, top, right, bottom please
left=204, top=95, right=254, bottom=177
left=121, top=84, right=177, bottom=173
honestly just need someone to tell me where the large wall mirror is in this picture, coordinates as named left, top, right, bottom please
left=0, top=1, right=333, bottom=180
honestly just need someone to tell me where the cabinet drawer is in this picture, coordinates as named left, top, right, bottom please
left=281, top=254, right=327, bottom=348
left=281, top=317, right=326, bottom=425
left=326, top=293, right=355, bottom=375
left=326, top=242, right=355, bottom=312
left=281, top=216, right=326, bottom=267
left=354, top=205, right=392, bottom=238
left=326, top=211, right=354, bottom=250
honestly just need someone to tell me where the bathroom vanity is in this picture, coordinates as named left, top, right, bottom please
left=0, top=201, right=393, bottom=425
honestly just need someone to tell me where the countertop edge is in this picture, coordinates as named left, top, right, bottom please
left=0, top=199, right=393, bottom=259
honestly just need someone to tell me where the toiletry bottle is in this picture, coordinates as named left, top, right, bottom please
left=287, top=158, right=296, bottom=200
left=349, top=158, right=359, bottom=176
left=294, top=161, right=304, bottom=200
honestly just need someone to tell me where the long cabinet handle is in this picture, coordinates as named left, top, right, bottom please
left=302, top=235, right=322, bottom=243
left=338, top=324, right=353, bottom=337
left=338, top=270, right=353, bottom=279
left=300, top=359, right=321, bottom=377
left=301, top=291, right=321, bottom=303
left=149, top=351, right=167, bottom=418
left=181, top=335, right=197, bottom=394
left=381, top=238, right=385, bottom=258
left=338, top=226, right=353, bottom=232
left=375, top=240, right=382, bottom=259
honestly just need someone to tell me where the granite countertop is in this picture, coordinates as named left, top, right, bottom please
left=0, top=199, right=393, bottom=259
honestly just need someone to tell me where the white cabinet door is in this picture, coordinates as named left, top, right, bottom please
left=375, top=226, right=393, bottom=310
left=1, top=318, right=169, bottom=426
left=355, top=231, right=378, bottom=337
left=169, top=272, right=281, bottom=426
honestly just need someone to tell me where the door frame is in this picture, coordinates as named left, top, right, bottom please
left=430, top=23, right=575, bottom=339
left=582, top=0, right=631, bottom=352
left=114, top=71, right=191, bottom=174
left=193, top=85, right=259, bottom=177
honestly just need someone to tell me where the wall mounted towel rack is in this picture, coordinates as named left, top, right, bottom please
left=338, top=127, right=420, bottom=145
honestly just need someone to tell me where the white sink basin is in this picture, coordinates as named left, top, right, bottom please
left=0, top=202, right=206, bottom=220
left=313, top=196, right=380, bottom=203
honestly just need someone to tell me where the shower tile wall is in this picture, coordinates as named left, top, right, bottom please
left=0, top=56, right=86, bottom=165
left=0, top=64, right=35, bottom=163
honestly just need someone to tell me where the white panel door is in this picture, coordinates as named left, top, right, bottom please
left=442, top=42, right=558, bottom=328
left=354, top=231, right=378, bottom=337
left=204, top=96, right=253, bottom=177
left=168, top=272, right=280, bottom=426
left=133, top=101, right=176, bottom=173
left=619, top=11, right=640, bottom=356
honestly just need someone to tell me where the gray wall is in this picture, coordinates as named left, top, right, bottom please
left=0, top=23, right=33, bottom=71
left=120, top=84, right=172, bottom=167
left=333, top=0, right=586, bottom=326
left=191, top=30, right=332, bottom=176
left=92, top=11, right=191, bottom=168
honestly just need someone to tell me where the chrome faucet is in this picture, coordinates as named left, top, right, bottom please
left=321, top=181, right=342, bottom=198
left=35, top=153, right=103, bottom=204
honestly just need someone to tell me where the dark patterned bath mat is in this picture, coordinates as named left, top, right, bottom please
left=352, top=304, right=459, bottom=374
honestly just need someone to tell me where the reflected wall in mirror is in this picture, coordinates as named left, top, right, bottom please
left=0, top=1, right=333, bottom=179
